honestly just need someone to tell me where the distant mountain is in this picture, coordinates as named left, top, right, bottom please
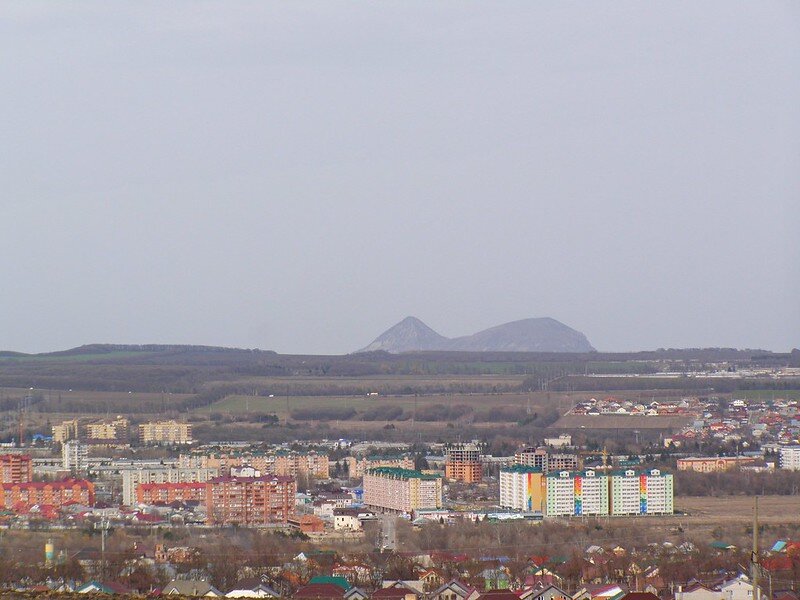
left=357, top=316, right=449, bottom=353
left=356, top=316, right=595, bottom=353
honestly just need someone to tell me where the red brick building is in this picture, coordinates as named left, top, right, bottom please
left=206, top=475, right=295, bottom=526
left=0, top=479, right=94, bottom=511
left=136, top=482, right=207, bottom=506
left=0, top=454, right=33, bottom=484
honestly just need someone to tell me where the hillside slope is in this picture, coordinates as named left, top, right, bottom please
left=357, top=316, right=595, bottom=353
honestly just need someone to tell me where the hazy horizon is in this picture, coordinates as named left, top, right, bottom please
left=2, top=2, right=798, bottom=355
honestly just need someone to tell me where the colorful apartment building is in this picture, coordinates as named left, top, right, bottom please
left=0, top=479, right=95, bottom=510
left=499, top=465, right=546, bottom=512
left=545, top=470, right=609, bottom=516
left=445, top=443, right=483, bottom=483
left=0, top=454, right=33, bottom=484
left=363, top=467, right=442, bottom=513
left=136, top=482, right=207, bottom=506
left=138, top=420, right=194, bottom=445
left=609, top=469, right=673, bottom=515
left=206, top=475, right=296, bottom=525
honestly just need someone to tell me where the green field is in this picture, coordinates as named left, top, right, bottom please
left=196, top=391, right=573, bottom=421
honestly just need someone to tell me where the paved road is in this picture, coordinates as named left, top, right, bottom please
left=380, top=514, right=397, bottom=551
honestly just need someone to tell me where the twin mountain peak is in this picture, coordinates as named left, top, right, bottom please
left=356, top=316, right=595, bottom=354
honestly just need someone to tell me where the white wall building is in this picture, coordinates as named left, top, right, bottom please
left=121, top=467, right=218, bottom=506
left=610, top=469, right=673, bottom=515
left=779, top=446, right=800, bottom=470
left=546, top=470, right=609, bottom=516
left=62, top=440, right=88, bottom=475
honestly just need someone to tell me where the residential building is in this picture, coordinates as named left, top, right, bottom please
left=345, top=455, right=415, bottom=479
left=139, top=420, right=194, bottom=445
left=609, top=469, right=673, bottom=515
left=515, top=447, right=547, bottom=471
left=52, top=419, right=80, bottom=444
left=85, top=417, right=129, bottom=442
left=206, top=475, right=296, bottom=526
left=499, top=465, right=546, bottom=512
left=677, top=456, right=758, bottom=472
left=62, top=440, right=88, bottom=475
left=333, top=508, right=363, bottom=531
left=225, top=578, right=281, bottom=598
left=162, top=580, right=222, bottom=597
left=779, top=446, right=800, bottom=470
left=515, top=447, right=578, bottom=474
left=445, top=443, right=482, bottom=483
left=0, top=479, right=95, bottom=510
left=273, top=451, right=330, bottom=479
left=0, top=454, right=33, bottom=484
left=364, top=467, right=442, bottom=513
left=136, top=482, right=207, bottom=506
left=179, top=452, right=275, bottom=475
left=543, top=434, right=572, bottom=448
left=546, top=470, right=609, bottom=516
left=121, top=467, right=218, bottom=506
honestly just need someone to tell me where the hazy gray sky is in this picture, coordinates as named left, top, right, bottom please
left=1, top=2, right=798, bottom=354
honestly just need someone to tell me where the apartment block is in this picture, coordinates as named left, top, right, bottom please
left=273, top=451, right=330, bottom=479
left=363, top=467, right=442, bottom=513
left=179, top=452, right=276, bottom=476
left=445, top=443, right=482, bottom=483
left=85, top=417, right=129, bottom=442
left=499, top=465, right=546, bottom=512
left=52, top=419, right=80, bottom=444
left=609, top=469, right=673, bottom=515
left=546, top=470, right=609, bottom=516
left=515, top=447, right=578, bottom=473
left=62, top=440, right=88, bottom=475
left=122, top=467, right=218, bottom=506
left=0, top=454, right=33, bottom=484
left=206, top=475, right=296, bottom=525
left=0, top=479, right=95, bottom=511
left=779, top=446, right=800, bottom=470
left=136, top=482, right=207, bottom=506
left=139, top=420, right=194, bottom=445
left=345, top=455, right=415, bottom=479
left=677, top=456, right=757, bottom=472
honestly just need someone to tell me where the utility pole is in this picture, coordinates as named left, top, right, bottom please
left=752, top=496, right=760, bottom=600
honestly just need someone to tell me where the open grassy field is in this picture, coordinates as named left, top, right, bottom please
left=674, top=495, right=800, bottom=525
left=196, top=391, right=569, bottom=419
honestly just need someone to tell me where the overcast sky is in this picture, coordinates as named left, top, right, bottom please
left=1, top=2, right=798, bottom=354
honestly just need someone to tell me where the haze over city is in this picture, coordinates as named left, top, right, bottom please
left=1, top=2, right=798, bottom=354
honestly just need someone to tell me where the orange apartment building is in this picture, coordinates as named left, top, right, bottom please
left=0, top=454, right=33, bottom=484
left=206, top=475, right=296, bottom=526
left=0, top=479, right=95, bottom=510
left=445, top=443, right=483, bottom=483
left=136, top=482, right=207, bottom=506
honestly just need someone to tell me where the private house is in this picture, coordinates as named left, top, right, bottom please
left=225, top=578, right=281, bottom=598
left=162, top=579, right=223, bottom=597
left=429, top=579, right=481, bottom=600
